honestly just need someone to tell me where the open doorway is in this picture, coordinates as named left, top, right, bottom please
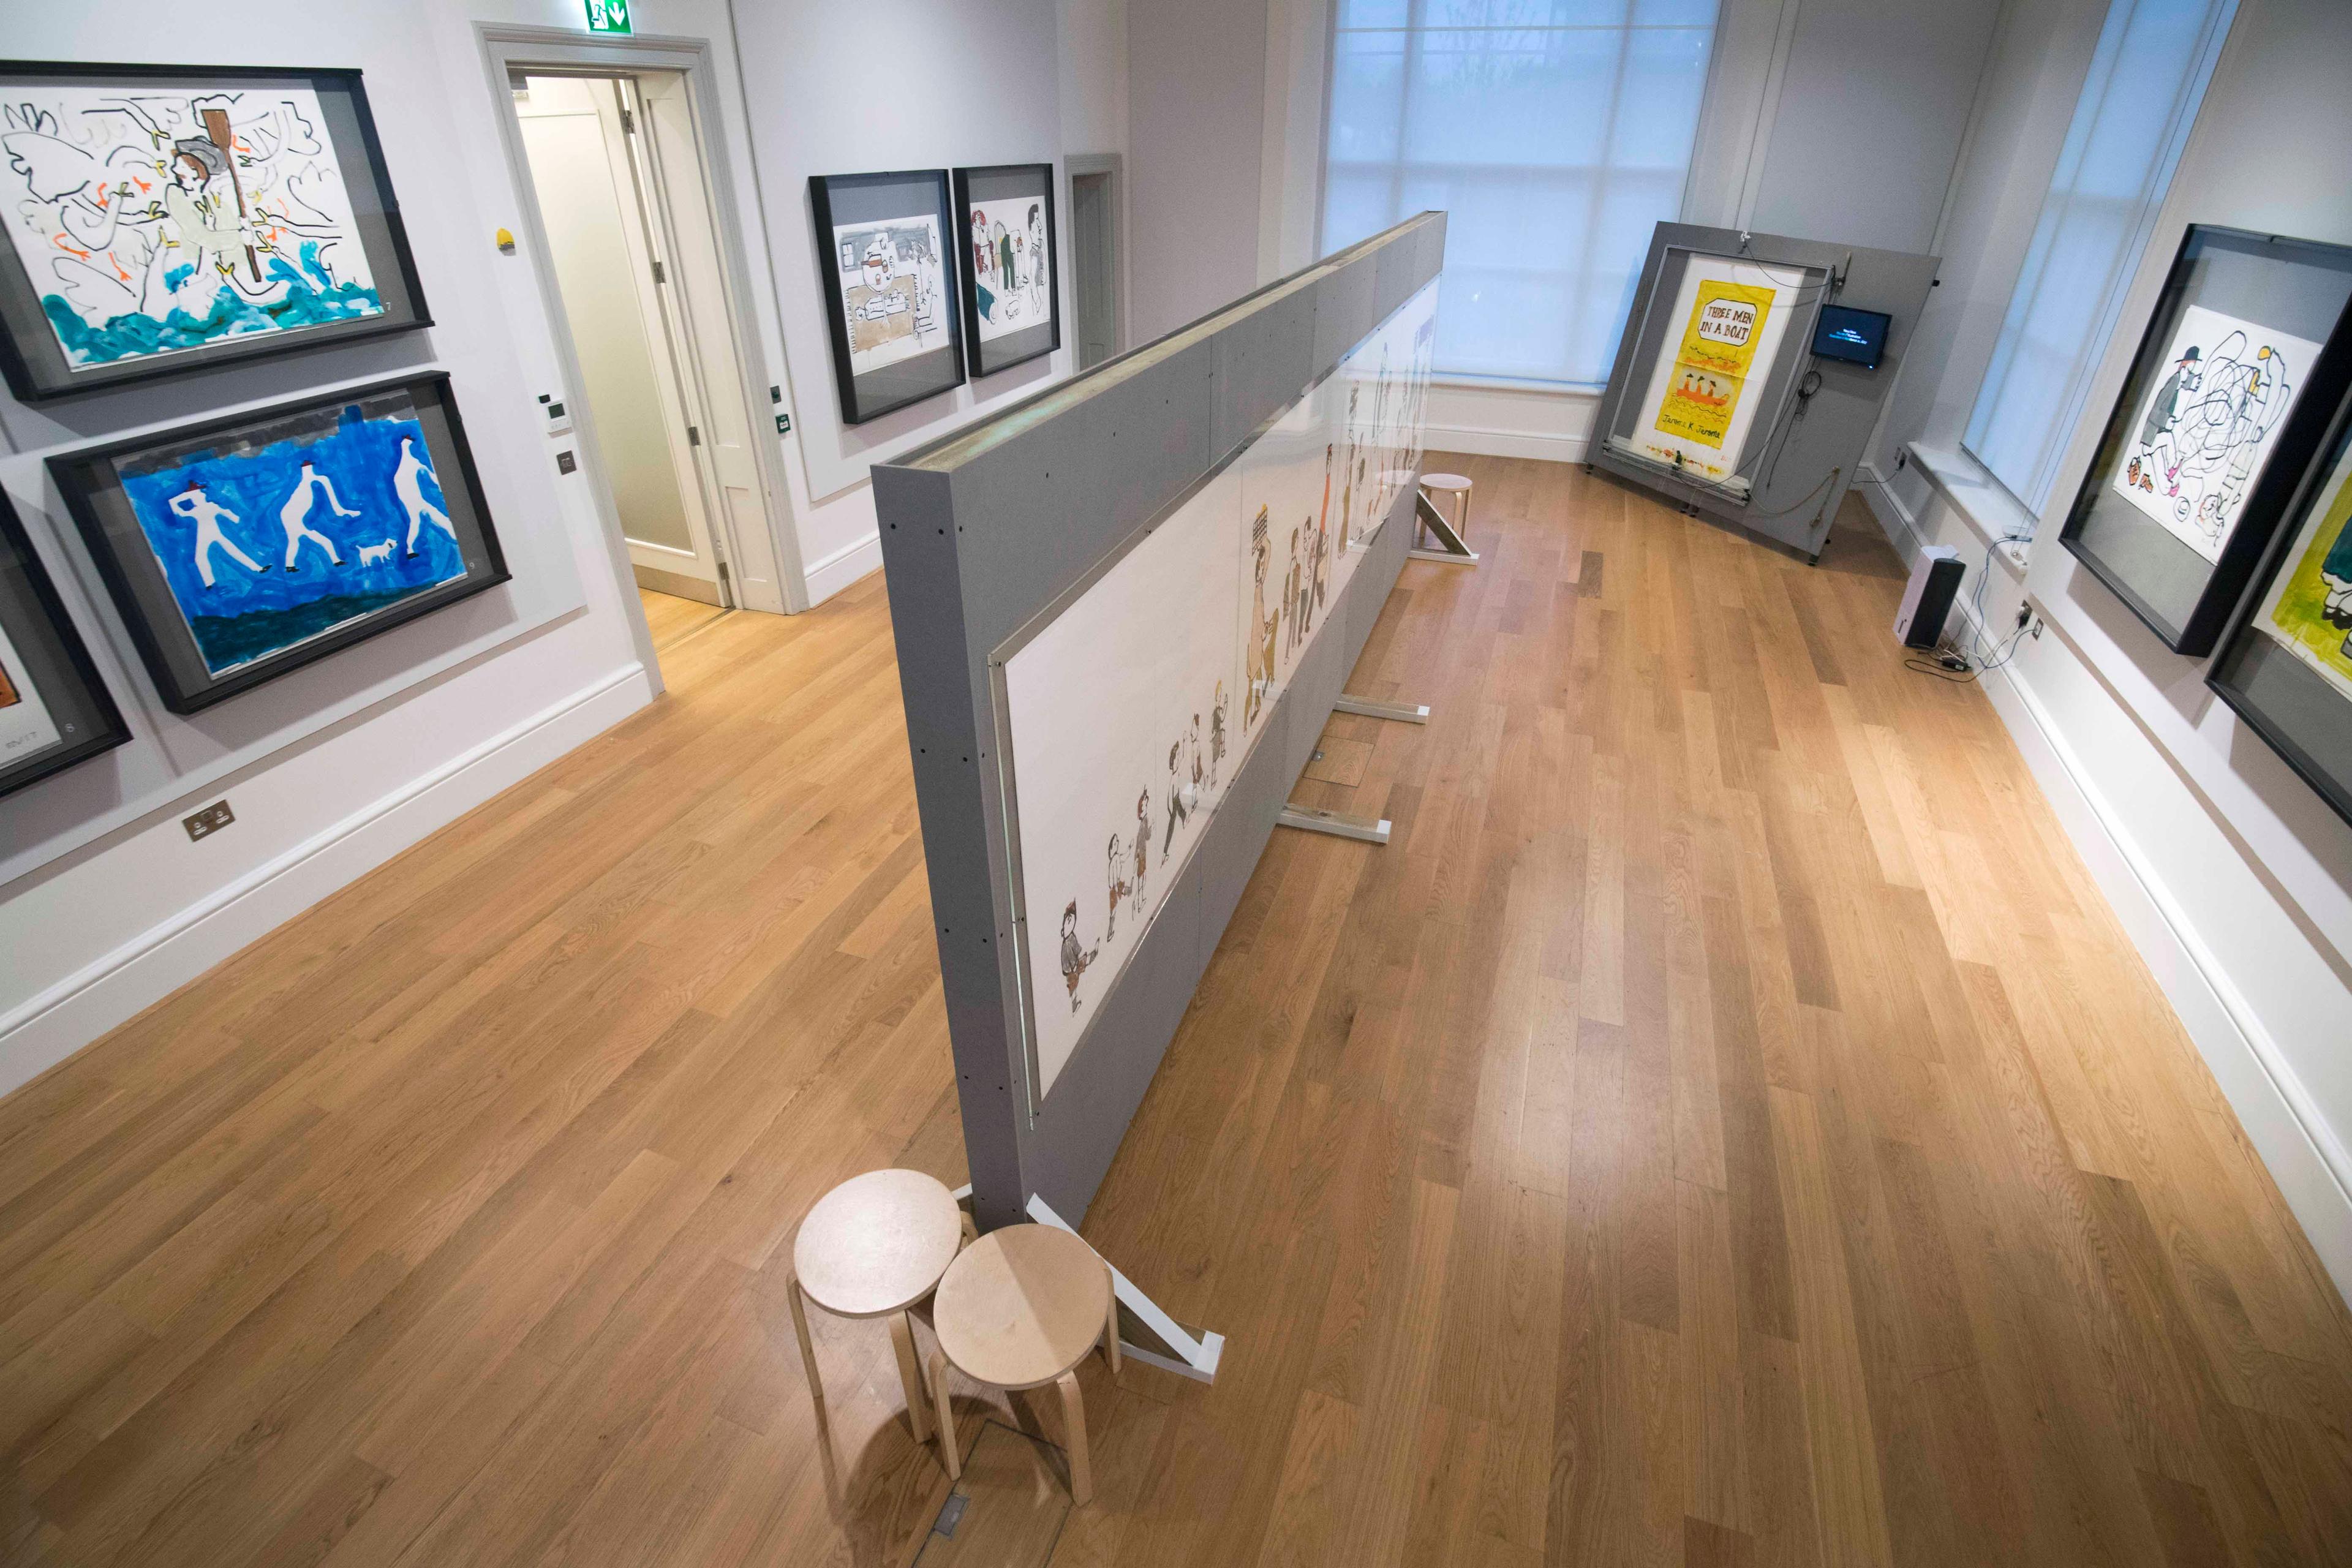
left=1066, top=155, right=1124, bottom=370
left=507, top=67, right=780, bottom=624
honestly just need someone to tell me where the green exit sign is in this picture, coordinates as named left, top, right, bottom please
left=584, top=0, right=631, bottom=33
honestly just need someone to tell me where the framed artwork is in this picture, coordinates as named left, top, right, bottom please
left=1619, top=254, right=1815, bottom=491
left=2207, top=375, right=2352, bottom=829
left=0, top=489, right=129, bottom=799
left=0, top=62, right=430, bottom=403
left=953, top=164, right=1058, bottom=377
left=48, top=371, right=508, bottom=714
left=808, top=169, right=962, bottom=424
left=2058, top=225, right=2352, bottom=654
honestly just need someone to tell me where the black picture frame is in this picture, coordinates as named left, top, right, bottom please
left=2057, top=225, right=2352, bottom=655
left=0, top=60, right=432, bottom=403
left=0, top=491, right=130, bottom=799
left=2207, top=372, right=2352, bottom=830
left=48, top=371, right=509, bottom=715
left=953, top=163, right=1060, bottom=378
left=809, top=169, right=964, bottom=425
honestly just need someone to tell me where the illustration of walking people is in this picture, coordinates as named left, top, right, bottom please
left=277, top=461, right=355, bottom=571
left=1107, top=834, right=1131, bottom=941
left=394, top=437, right=454, bottom=556
left=1163, top=739, right=1189, bottom=855
left=1059, top=902, right=1098, bottom=1012
left=1133, top=790, right=1152, bottom=916
left=170, top=484, right=264, bottom=589
left=1246, top=510, right=1276, bottom=728
left=1209, top=682, right=1228, bottom=788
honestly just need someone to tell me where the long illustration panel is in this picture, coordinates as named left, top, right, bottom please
left=1001, top=279, right=1438, bottom=1100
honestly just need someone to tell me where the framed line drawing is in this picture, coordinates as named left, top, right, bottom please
left=954, top=163, right=1058, bottom=378
left=2057, top=225, right=2352, bottom=654
left=0, top=61, right=431, bottom=402
left=48, top=371, right=508, bottom=715
left=808, top=169, right=962, bottom=424
left=0, top=489, right=130, bottom=799
left=2208, top=375, right=2352, bottom=830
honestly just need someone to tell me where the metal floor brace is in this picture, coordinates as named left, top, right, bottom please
left=1411, top=491, right=1480, bottom=564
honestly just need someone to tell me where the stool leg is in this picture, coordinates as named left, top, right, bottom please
left=1056, top=1370, right=1093, bottom=1506
left=1102, top=1265, right=1122, bottom=1376
left=929, top=1351, right=960, bottom=1481
left=889, top=1310, right=931, bottom=1445
left=785, top=1273, right=826, bottom=1432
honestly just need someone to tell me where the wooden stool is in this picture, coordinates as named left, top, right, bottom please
left=1419, top=471, right=1472, bottom=543
left=786, top=1169, right=968, bottom=1449
left=926, top=1223, right=1120, bottom=1505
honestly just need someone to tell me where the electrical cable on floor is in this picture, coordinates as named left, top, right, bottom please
left=1905, top=529, right=2034, bottom=684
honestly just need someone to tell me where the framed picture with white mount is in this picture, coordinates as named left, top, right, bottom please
left=48, top=371, right=509, bottom=715
left=0, top=490, right=130, bottom=799
left=953, top=164, right=1060, bottom=378
left=2207, top=370, right=2352, bottom=831
left=2056, top=225, right=2352, bottom=654
left=0, top=61, right=431, bottom=402
left=808, top=169, right=963, bottom=425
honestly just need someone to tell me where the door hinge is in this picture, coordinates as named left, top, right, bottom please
left=687, top=425, right=701, bottom=446
left=620, top=107, right=635, bottom=134
left=718, top=560, right=732, bottom=587
left=650, top=259, right=665, bottom=284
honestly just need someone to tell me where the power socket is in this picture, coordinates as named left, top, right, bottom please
left=183, top=799, right=235, bottom=842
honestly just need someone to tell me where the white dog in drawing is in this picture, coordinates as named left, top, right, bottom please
left=357, top=538, right=396, bottom=567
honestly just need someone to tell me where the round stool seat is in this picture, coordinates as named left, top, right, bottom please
left=932, top=1224, right=1112, bottom=1391
left=792, top=1169, right=964, bottom=1319
left=1420, top=472, right=1472, bottom=492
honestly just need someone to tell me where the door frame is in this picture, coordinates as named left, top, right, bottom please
left=1065, top=153, right=1128, bottom=366
left=477, top=25, right=807, bottom=665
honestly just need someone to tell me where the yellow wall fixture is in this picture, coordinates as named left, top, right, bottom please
left=496, top=227, right=517, bottom=255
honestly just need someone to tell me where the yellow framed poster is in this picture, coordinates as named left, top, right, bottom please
left=1622, top=256, right=1809, bottom=488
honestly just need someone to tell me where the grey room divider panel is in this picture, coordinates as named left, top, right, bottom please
left=873, top=213, right=1445, bottom=1234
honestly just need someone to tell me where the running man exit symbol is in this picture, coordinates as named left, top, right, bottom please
left=584, top=0, right=631, bottom=33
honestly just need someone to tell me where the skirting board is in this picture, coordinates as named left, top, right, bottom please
left=1421, top=422, right=1589, bottom=464
left=1859, top=487, right=2352, bottom=1302
left=0, top=663, right=655, bottom=1101
left=804, top=530, right=884, bottom=605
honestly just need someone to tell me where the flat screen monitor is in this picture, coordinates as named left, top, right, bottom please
left=1812, top=304, right=1891, bottom=369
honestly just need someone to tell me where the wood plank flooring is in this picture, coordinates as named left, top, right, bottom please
left=4, top=457, right=2348, bottom=1567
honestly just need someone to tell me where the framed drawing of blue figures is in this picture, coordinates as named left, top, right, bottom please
left=0, top=62, right=430, bottom=402
left=0, top=489, right=130, bottom=799
left=48, top=372, right=508, bottom=714
left=953, top=164, right=1058, bottom=378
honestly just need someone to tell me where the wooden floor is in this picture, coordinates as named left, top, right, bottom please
left=3, top=458, right=2348, bottom=1567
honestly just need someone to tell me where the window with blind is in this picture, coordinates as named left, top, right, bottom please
left=1962, top=0, right=2239, bottom=518
left=1321, top=0, right=1719, bottom=386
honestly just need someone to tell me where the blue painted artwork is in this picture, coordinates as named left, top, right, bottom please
left=117, top=396, right=467, bottom=675
left=1, top=85, right=387, bottom=372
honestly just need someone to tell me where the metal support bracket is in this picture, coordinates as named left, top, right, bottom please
left=1333, top=694, right=1429, bottom=724
left=1277, top=804, right=1392, bottom=844
left=1412, top=491, right=1480, bottom=565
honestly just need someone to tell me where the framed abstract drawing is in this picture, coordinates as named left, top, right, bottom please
left=48, top=371, right=508, bottom=714
left=2208, top=375, right=2352, bottom=830
left=809, top=169, right=963, bottom=424
left=0, top=491, right=129, bottom=799
left=0, top=61, right=431, bottom=402
left=953, top=164, right=1059, bottom=378
left=2057, top=225, right=2352, bottom=655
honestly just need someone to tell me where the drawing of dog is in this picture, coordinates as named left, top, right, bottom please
left=357, top=538, right=396, bottom=567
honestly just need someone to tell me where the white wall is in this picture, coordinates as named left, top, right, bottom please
left=0, top=0, right=664, bottom=1098
left=0, top=0, right=1129, bottom=1099
left=1862, top=0, right=2352, bottom=1295
left=727, top=0, right=1073, bottom=599
left=1152, top=0, right=2007, bottom=462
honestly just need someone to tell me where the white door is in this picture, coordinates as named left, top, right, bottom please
left=516, top=75, right=729, bottom=605
left=629, top=74, right=788, bottom=614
